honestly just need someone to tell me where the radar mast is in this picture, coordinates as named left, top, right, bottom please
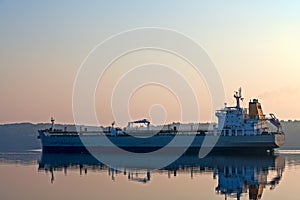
left=234, top=87, right=243, bottom=108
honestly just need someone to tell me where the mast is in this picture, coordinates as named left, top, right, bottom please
left=50, top=117, right=55, bottom=130
left=234, top=87, right=242, bottom=108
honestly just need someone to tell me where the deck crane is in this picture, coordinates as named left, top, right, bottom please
left=268, top=113, right=283, bottom=133
left=127, top=119, right=150, bottom=130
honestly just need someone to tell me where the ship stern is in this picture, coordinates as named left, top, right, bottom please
left=274, top=133, right=285, bottom=148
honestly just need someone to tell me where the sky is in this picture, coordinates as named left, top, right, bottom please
left=0, top=0, right=300, bottom=124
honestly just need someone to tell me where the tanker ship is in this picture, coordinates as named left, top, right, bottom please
left=38, top=88, right=285, bottom=154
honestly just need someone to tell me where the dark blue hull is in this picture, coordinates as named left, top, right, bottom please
left=41, top=145, right=273, bottom=155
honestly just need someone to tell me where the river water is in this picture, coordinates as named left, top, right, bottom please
left=1, top=150, right=300, bottom=200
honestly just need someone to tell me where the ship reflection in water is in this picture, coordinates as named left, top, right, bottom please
left=38, top=153, right=285, bottom=200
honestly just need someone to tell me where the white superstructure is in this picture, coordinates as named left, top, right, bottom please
left=214, top=88, right=283, bottom=136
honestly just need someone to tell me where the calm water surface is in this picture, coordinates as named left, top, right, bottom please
left=1, top=151, right=300, bottom=200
